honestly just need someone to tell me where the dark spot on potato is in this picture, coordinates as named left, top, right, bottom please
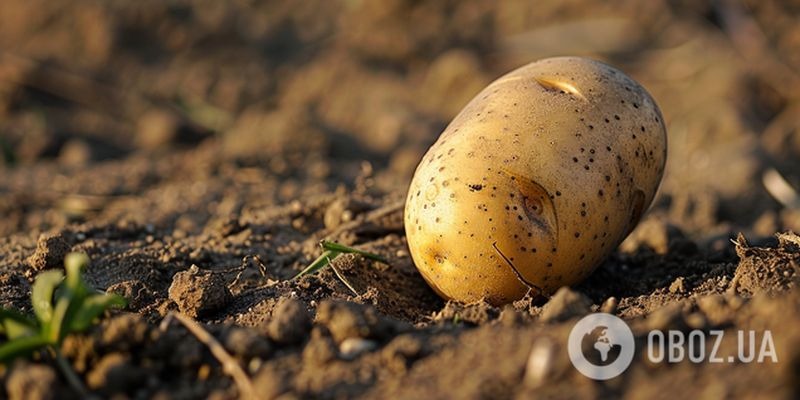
left=469, top=184, right=483, bottom=191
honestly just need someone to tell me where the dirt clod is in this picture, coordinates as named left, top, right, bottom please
left=26, top=232, right=70, bottom=271
left=168, top=266, right=232, bottom=318
left=106, top=280, right=156, bottom=311
left=733, top=232, right=799, bottom=295
left=5, top=363, right=58, bottom=400
left=222, top=326, right=272, bottom=359
left=540, top=287, right=592, bottom=322
left=86, top=353, right=145, bottom=395
left=264, top=297, right=312, bottom=345
left=316, top=300, right=404, bottom=343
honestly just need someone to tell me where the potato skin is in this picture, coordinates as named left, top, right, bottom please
left=404, top=57, right=666, bottom=305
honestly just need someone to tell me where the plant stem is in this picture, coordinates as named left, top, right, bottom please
left=53, top=347, right=89, bottom=398
left=320, top=241, right=388, bottom=263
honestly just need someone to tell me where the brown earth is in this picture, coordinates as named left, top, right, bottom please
left=1, top=0, right=800, bottom=399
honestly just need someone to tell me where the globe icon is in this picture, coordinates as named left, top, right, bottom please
left=580, top=325, right=623, bottom=366
left=568, top=313, right=635, bottom=380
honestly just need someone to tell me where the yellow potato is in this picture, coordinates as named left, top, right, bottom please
left=404, top=57, right=666, bottom=305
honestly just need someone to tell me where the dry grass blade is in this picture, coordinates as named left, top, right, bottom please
left=763, top=168, right=800, bottom=209
left=329, top=257, right=360, bottom=296
left=162, top=313, right=255, bottom=400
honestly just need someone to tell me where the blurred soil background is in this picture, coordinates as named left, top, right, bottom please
left=0, top=0, right=799, bottom=399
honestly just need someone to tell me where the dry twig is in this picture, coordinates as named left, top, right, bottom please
left=161, top=313, right=256, bottom=400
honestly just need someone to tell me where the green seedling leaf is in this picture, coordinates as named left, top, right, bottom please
left=45, top=284, right=89, bottom=344
left=320, top=240, right=389, bottom=264
left=31, top=270, right=64, bottom=323
left=292, top=250, right=340, bottom=280
left=64, top=252, right=90, bottom=294
left=69, top=293, right=127, bottom=332
left=0, top=309, right=37, bottom=339
left=0, top=334, right=50, bottom=362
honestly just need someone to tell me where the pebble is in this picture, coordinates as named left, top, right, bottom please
left=524, top=338, right=556, bottom=387
left=339, top=337, right=378, bottom=360
left=600, top=297, right=619, bottom=314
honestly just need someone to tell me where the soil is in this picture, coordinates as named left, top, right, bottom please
left=1, top=1, right=800, bottom=399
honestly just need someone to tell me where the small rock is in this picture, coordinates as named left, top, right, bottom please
left=669, top=277, right=686, bottom=294
left=6, top=362, right=58, bottom=400
left=600, top=297, right=619, bottom=314
left=168, top=266, right=232, bottom=318
left=26, top=232, right=70, bottom=271
left=524, top=337, right=556, bottom=387
left=264, top=298, right=312, bottom=344
left=540, top=287, right=592, bottom=323
left=339, top=337, right=377, bottom=360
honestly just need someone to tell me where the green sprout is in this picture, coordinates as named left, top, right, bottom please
left=0, top=253, right=126, bottom=394
left=292, top=240, right=388, bottom=280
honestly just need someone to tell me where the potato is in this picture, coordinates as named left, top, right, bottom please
left=404, top=57, right=666, bottom=305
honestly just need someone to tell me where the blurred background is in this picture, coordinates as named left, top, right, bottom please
left=0, top=0, right=798, bottom=239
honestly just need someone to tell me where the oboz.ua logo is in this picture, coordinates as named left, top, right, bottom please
left=568, top=313, right=779, bottom=380
left=567, top=313, right=635, bottom=380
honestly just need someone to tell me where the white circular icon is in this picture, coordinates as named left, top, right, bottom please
left=568, top=313, right=635, bottom=380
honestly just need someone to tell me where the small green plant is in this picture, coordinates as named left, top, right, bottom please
left=292, top=240, right=388, bottom=280
left=0, top=252, right=126, bottom=394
